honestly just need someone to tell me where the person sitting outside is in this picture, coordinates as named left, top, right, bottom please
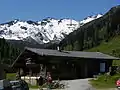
left=46, top=72, right=52, bottom=89
left=38, top=76, right=44, bottom=90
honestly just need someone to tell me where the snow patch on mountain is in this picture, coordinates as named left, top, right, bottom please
left=80, top=14, right=102, bottom=25
left=0, top=14, right=102, bottom=44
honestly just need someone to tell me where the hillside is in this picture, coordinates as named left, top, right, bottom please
left=0, top=38, right=20, bottom=65
left=59, top=5, right=120, bottom=52
left=87, top=36, right=120, bottom=55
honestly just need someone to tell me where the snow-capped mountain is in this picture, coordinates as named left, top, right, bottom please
left=80, top=14, right=102, bottom=25
left=0, top=14, right=102, bottom=44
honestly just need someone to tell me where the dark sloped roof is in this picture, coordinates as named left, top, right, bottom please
left=25, top=47, right=119, bottom=60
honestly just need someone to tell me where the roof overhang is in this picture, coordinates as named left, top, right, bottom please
left=24, top=47, right=120, bottom=60
left=12, top=47, right=120, bottom=68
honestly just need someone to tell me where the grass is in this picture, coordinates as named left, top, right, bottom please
left=90, top=79, right=115, bottom=89
left=28, top=84, right=39, bottom=89
left=6, top=73, right=16, bottom=80
left=89, top=73, right=120, bottom=89
left=87, top=36, right=120, bottom=54
left=28, top=83, right=48, bottom=89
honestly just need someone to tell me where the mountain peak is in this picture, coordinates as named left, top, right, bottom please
left=80, top=14, right=102, bottom=25
left=0, top=14, right=102, bottom=44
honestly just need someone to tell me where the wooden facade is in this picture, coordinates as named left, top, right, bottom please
left=12, top=47, right=119, bottom=80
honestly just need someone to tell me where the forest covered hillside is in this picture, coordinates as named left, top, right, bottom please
left=59, top=5, right=120, bottom=54
left=0, top=38, right=20, bottom=65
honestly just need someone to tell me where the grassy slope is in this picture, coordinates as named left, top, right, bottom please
left=87, top=36, right=120, bottom=54
left=89, top=73, right=120, bottom=89
left=87, top=36, right=120, bottom=66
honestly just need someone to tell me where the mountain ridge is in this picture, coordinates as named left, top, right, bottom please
left=59, top=5, right=120, bottom=51
left=0, top=14, right=102, bottom=45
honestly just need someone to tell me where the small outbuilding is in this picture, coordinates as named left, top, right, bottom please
left=12, top=47, right=119, bottom=80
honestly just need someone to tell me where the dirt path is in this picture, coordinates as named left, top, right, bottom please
left=30, top=79, right=96, bottom=90
left=30, top=79, right=117, bottom=90
left=61, top=78, right=96, bottom=90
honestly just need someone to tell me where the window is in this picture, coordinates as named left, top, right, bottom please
left=52, top=65, right=56, bottom=69
left=100, top=62, right=105, bottom=72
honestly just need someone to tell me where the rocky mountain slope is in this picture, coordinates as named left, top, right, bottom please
left=0, top=14, right=102, bottom=44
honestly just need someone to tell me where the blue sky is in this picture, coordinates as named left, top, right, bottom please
left=0, top=0, right=120, bottom=23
